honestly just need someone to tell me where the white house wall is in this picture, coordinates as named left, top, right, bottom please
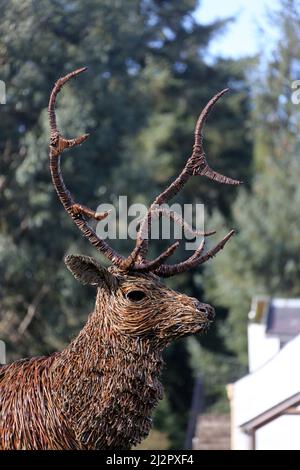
left=256, top=415, right=300, bottom=450
left=231, top=335, right=300, bottom=450
left=248, top=323, right=280, bottom=372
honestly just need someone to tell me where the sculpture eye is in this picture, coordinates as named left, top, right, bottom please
left=126, top=290, right=146, bottom=302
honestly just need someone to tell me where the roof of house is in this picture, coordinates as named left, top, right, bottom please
left=240, top=393, right=300, bottom=433
left=266, top=299, right=300, bottom=339
left=231, top=334, right=300, bottom=428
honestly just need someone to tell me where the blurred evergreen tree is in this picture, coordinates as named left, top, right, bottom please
left=205, top=0, right=300, bottom=374
left=252, top=0, right=300, bottom=168
left=204, top=150, right=300, bottom=365
left=0, top=0, right=252, bottom=446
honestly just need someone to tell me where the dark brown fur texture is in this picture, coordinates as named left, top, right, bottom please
left=1, top=257, right=214, bottom=449
left=0, top=69, right=239, bottom=450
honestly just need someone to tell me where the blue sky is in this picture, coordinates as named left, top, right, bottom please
left=195, top=0, right=280, bottom=59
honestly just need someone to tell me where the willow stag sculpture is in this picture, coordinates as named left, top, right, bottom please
left=0, top=68, right=241, bottom=450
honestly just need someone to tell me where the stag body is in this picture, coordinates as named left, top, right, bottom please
left=1, top=268, right=212, bottom=450
left=0, top=68, right=241, bottom=450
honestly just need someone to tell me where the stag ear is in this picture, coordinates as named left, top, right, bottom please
left=64, top=255, right=115, bottom=287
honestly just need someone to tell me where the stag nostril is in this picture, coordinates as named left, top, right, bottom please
left=196, top=302, right=215, bottom=321
left=205, top=305, right=215, bottom=321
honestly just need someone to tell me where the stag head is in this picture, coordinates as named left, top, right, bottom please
left=64, top=255, right=214, bottom=344
left=48, top=68, right=241, bottom=345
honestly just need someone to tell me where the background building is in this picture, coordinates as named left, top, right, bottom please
left=228, top=298, right=300, bottom=450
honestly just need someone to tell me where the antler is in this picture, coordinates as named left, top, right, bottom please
left=155, top=230, right=236, bottom=277
left=49, top=68, right=240, bottom=275
left=48, top=68, right=179, bottom=271
left=49, top=67, right=125, bottom=267
left=122, top=88, right=241, bottom=276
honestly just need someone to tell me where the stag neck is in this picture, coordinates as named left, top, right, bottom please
left=55, top=306, right=165, bottom=370
left=49, top=308, right=164, bottom=449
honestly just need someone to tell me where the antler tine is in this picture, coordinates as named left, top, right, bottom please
left=141, top=208, right=216, bottom=238
left=125, top=88, right=241, bottom=269
left=48, top=68, right=126, bottom=268
left=49, top=67, right=88, bottom=139
left=193, top=88, right=241, bottom=185
left=155, top=230, right=235, bottom=278
left=133, top=241, right=179, bottom=273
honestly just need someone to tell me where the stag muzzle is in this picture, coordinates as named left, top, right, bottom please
left=195, top=301, right=215, bottom=322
